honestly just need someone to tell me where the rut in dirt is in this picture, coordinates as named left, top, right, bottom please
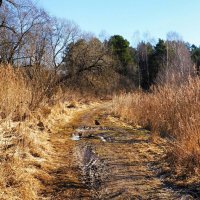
left=42, top=107, right=195, bottom=200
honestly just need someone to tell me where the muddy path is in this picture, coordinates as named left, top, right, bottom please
left=42, top=104, right=193, bottom=200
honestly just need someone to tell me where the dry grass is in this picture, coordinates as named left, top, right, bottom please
left=0, top=120, right=52, bottom=200
left=0, top=64, right=99, bottom=199
left=0, top=64, right=64, bottom=199
left=0, top=65, right=59, bottom=119
left=0, top=66, right=30, bottom=119
left=111, top=77, right=200, bottom=175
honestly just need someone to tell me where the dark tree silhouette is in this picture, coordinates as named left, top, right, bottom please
left=0, top=0, right=16, bottom=7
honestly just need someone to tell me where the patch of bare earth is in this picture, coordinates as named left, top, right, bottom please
left=41, top=103, right=194, bottom=200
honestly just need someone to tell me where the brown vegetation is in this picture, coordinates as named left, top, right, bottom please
left=111, top=77, right=200, bottom=176
left=0, top=0, right=200, bottom=198
left=0, top=65, right=59, bottom=117
left=0, top=64, right=72, bottom=199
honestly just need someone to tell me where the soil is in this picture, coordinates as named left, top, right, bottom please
left=41, top=104, right=195, bottom=200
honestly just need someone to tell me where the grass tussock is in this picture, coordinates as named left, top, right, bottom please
left=111, top=77, right=200, bottom=175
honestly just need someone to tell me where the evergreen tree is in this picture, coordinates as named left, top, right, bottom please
left=108, top=35, right=132, bottom=75
left=191, top=44, right=200, bottom=75
left=149, top=39, right=167, bottom=84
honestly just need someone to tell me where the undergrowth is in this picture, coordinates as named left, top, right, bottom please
left=111, top=77, right=200, bottom=176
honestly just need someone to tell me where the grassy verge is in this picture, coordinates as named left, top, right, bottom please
left=111, top=77, right=200, bottom=177
left=0, top=65, right=95, bottom=199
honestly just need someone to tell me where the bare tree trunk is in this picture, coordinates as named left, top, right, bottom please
left=145, top=45, right=150, bottom=88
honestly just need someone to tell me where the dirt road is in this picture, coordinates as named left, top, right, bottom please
left=41, top=104, right=193, bottom=200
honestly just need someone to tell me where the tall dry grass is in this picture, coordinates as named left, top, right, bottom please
left=111, top=77, right=200, bottom=174
left=0, top=64, right=98, bottom=199
left=0, top=65, right=60, bottom=199
left=0, top=66, right=30, bottom=119
left=0, top=65, right=59, bottom=119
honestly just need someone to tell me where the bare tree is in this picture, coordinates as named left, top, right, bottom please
left=47, top=18, right=81, bottom=69
left=157, top=32, right=195, bottom=85
left=137, top=41, right=152, bottom=89
left=57, top=37, right=118, bottom=93
left=63, top=38, right=113, bottom=75
left=0, top=0, right=50, bottom=65
left=0, top=0, right=17, bottom=7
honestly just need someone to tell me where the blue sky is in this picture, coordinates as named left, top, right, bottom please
left=37, top=0, right=200, bottom=46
